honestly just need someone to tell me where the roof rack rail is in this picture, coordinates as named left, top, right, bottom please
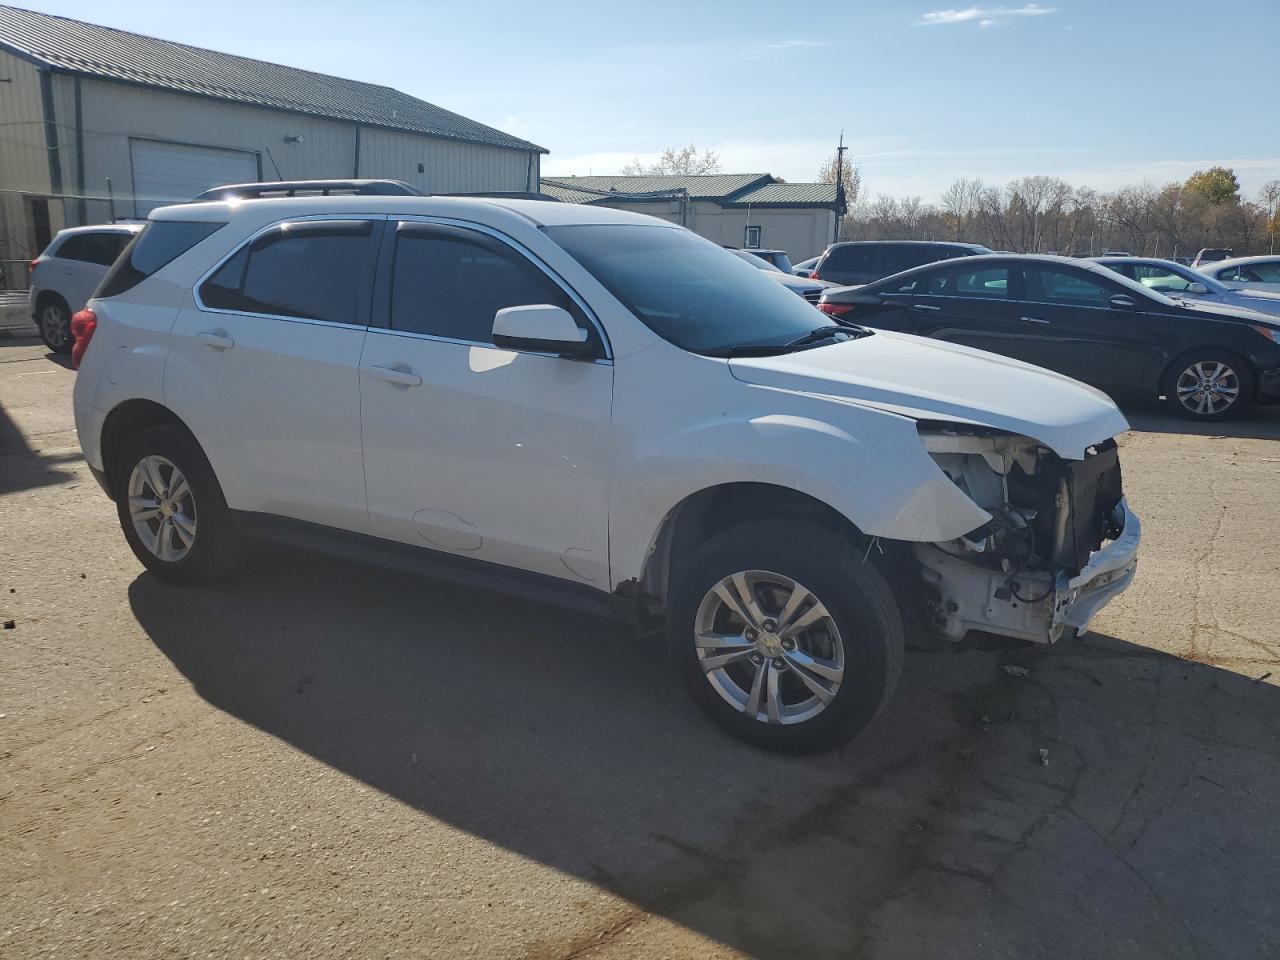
left=436, top=190, right=562, bottom=202
left=190, top=179, right=422, bottom=202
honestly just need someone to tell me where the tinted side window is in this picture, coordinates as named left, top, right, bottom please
left=824, top=245, right=877, bottom=271
left=882, top=245, right=939, bottom=274
left=1030, top=268, right=1114, bottom=306
left=921, top=264, right=1010, bottom=299
left=98, top=221, right=225, bottom=298
left=390, top=230, right=580, bottom=343
left=198, top=222, right=376, bottom=325
left=56, top=232, right=131, bottom=266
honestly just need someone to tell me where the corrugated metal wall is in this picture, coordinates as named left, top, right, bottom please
left=0, top=66, right=539, bottom=269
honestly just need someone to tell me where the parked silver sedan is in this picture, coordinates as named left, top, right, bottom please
left=1093, top=256, right=1280, bottom=319
left=1200, top=256, right=1280, bottom=294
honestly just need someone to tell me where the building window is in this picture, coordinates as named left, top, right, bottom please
left=744, top=225, right=762, bottom=248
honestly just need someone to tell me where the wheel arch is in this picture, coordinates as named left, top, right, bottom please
left=634, top=482, right=866, bottom=613
left=98, top=399, right=202, bottom=501
left=33, top=289, right=70, bottom=313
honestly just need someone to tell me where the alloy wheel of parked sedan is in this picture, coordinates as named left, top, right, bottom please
left=127, top=454, right=197, bottom=562
left=1175, top=360, right=1240, bottom=417
left=694, top=569, right=845, bottom=726
left=38, top=301, right=71, bottom=352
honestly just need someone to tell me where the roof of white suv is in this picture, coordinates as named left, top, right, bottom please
left=151, top=195, right=671, bottom=230
left=50, top=223, right=144, bottom=238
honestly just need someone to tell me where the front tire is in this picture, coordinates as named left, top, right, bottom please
left=111, top=425, right=242, bottom=584
left=667, top=520, right=904, bottom=754
left=1162, top=351, right=1253, bottom=421
left=36, top=296, right=72, bottom=354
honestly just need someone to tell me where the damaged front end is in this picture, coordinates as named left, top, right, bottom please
left=914, top=424, right=1140, bottom=645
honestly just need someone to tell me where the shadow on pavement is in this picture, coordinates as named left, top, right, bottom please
left=0, top=395, right=80, bottom=495
left=129, top=548, right=1280, bottom=959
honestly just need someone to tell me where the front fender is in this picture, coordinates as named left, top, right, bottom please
left=608, top=400, right=989, bottom=586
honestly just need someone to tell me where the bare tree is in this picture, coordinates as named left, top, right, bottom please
left=622, top=145, right=721, bottom=176
left=940, top=178, right=984, bottom=240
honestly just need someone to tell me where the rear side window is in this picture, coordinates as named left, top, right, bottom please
left=824, top=245, right=877, bottom=271
left=97, top=221, right=225, bottom=298
left=882, top=245, right=940, bottom=274
left=55, top=232, right=133, bottom=267
left=198, top=220, right=377, bottom=325
left=390, top=228, right=583, bottom=344
left=921, top=264, right=1010, bottom=299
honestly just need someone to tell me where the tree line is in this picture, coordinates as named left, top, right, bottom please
left=836, top=167, right=1280, bottom=258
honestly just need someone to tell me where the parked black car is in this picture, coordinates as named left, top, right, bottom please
left=810, top=240, right=990, bottom=285
left=817, top=254, right=1280, bottom=420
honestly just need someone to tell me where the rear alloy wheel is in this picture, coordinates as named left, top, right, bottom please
left=668, top=520, right=903, bottom=754
left=112, top=425, right=242, bottom=584
left=37, top=298, right=72, bottom=353
left=1164, top=353, right=1252, bottom=421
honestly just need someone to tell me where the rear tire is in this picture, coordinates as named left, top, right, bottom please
left=111, top=425, right=242, bottom=584
left=667, top=520, right=904, bottom=754
left=36, top=295, right=72, bottom=354
left=1162, top=350, right=1253, bottom=421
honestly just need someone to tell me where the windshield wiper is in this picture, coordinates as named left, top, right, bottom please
left=786, top=325, right=856, bottom=347
left=711, top=325, right=871, bottom=358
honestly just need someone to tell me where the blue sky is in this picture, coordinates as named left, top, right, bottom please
left=22, top=0, right=1280, bottom=201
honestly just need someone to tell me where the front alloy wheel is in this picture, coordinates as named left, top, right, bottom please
left=1175, top=360, right=1240, bottom=418
left=695, top=570, right=844, bottom=726
left=668, top=520, right=903, bottom=754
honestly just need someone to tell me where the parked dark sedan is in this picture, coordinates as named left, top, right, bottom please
left=817, top=255, right=1280, bottom=420
left=810, top=240, right=990, bottom=285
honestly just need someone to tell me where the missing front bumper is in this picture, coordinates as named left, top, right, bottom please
left=916, top=498, right=1141, bottom=645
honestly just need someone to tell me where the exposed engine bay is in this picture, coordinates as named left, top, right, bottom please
left=914, top=424, right=1131, bottom=644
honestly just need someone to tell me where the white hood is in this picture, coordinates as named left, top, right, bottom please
left=728, top=330, right=1129, bottom=460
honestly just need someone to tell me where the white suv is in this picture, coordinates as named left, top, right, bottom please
left=72, top=190, right=1141, bottom=753
left=29, top=223, right=142, bottom=352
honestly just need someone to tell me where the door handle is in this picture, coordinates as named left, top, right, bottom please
left=367, top=363, right=423, bottom=388
left=1019, top=316, right=1050, bottom=325
left=195, top=329, right=235, bottom=349
left=912, top=303, right=941, bottom=311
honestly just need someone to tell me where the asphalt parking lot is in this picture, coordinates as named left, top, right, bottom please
left=2, top=336, right=1278, bottom=960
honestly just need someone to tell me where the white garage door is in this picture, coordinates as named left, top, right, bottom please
left=130, top=140, right=259, bottom=215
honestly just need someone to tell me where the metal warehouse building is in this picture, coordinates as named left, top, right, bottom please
left=541, top=175, right=839, bottom=262
left=0, top=5, right=545, bottom=281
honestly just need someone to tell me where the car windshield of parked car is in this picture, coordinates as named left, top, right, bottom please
left=548, top=224, right=842, bottom=354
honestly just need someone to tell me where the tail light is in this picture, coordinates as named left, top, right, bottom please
left=808, top=271, right=819, bottom=280
left=28, top=258, right=38, bottom=275
left=70, top=308, right=97, bottom=369
left=819, top=302, right=856, bottom=318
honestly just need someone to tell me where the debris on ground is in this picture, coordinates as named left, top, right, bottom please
left=1038, top=748, right=1050, bottom=766
left=1001, top=664, right=1029, bottom=678
left=2, top=619, right=14, bottom=629
left=1256, top=672, right=1273, bottom=684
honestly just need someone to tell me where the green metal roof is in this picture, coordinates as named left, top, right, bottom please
left=0, top=4, right=545, bottom=153
left=542, top=175, right=837, bottom=208
left=725, top=182, right=839, bottom=207
left=541, top=174, right=772, bottom=202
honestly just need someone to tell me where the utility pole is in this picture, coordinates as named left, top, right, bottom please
left=833, top=133, right=847, bottom=245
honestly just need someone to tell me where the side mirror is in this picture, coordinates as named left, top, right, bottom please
left=1186, top=281, right=1209, bottom=295
left=1108, top=294, right=1137, bottom=310
left=492, top=304, right=596, bottom=359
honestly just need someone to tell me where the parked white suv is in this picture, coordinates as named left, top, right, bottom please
left=72, top=191, right=1141, bottom=752
left=29, top=223, right=142, bottom=352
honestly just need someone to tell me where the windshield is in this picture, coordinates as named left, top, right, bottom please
left=547, top=224, right=837, bottom=354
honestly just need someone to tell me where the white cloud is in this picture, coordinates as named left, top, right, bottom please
left=766, top=39, right=828, bottom=49
left=918, top=4, right=1056, bottom=26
